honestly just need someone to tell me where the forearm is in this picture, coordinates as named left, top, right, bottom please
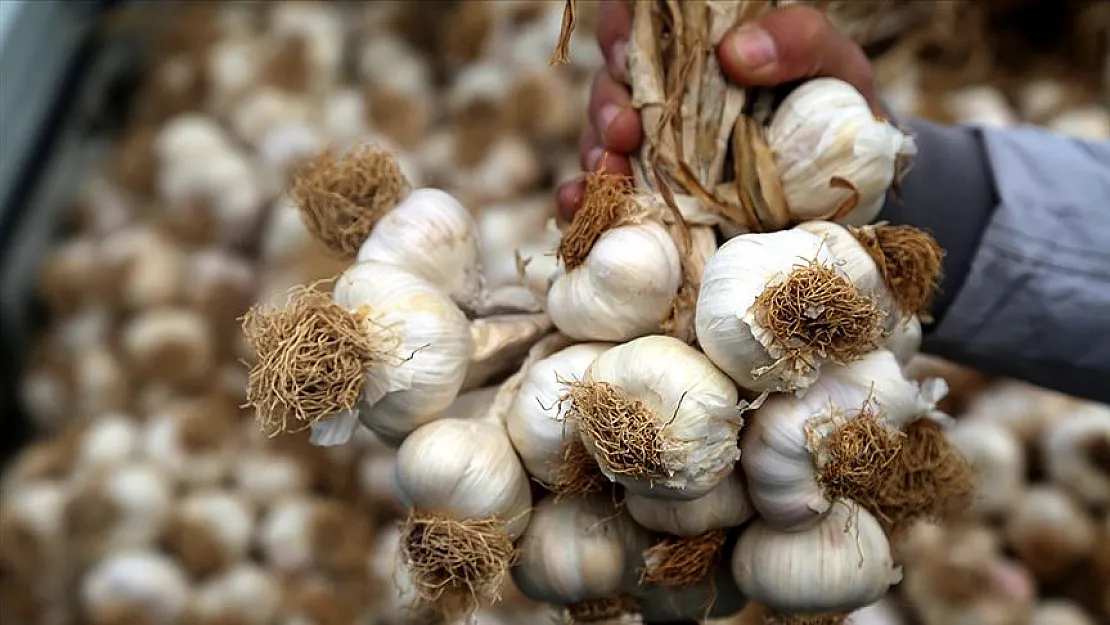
left=878, top=120, right=1110, bottom=402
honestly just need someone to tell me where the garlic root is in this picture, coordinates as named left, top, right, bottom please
left=639, top=529, right=729, bottom=589
left=849, top=223, right=945, bottom=318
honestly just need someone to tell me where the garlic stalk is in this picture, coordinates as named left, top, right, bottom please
left=567, top=335, right=747, bottom=500
left=1004, top=486, right=1098, bottom=584
left=769, top=78, right=918, bottom=225
left=696, top=229, right=885, bottom=393
left=511, top=494, right=650, bottom=607
left=731, top=500, right=901, bottom=616
left=394, top=417, right=532, bottom=615
left=1044, top=402, right=1110, bottom=508
left=547, top=175, right=683, bottom=342
left=242, top=261, right=472, bottom=447
left=740, top=349, right=969, bottom=531
left=947, top=418, right=1026, bottom=517
left=505, top=341, right=611, bottom=487
left=625, top=469, right=754, bottom=537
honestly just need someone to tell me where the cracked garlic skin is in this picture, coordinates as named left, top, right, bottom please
left=696, top=229, right=864, bottom=393
left=356, top=188, right=484, bottom=312
left=731, top=499, right=901, bottom=615
left=741, top=349, right=944, bottom=530
left=512, top=494, right=649, bottom=606
left=394, top=418, right=532, bottom=540
left=769, top=77, right=917, bottom=225
left=579, top=335, right=745, bottom=500
left=311, top=261, right=473, bottom=447
left=625, top=469, right=755, bottom=536
left=506, top=342, right=611, bottom=484
left=547, top=222, right=682, bottom=342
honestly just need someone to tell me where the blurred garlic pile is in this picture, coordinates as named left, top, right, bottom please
left=6, top=1, right=1108, bottom=625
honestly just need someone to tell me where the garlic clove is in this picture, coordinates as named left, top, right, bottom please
left=731, top=500, right=901, bottom=615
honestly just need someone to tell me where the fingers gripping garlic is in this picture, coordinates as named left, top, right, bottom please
left=768, top=78, right=917, bottom=225
left=731, top=500, right=902, bottom=616
left=1044, top=403, right=1110, bottom=507
left=696, top=229, right=885, bottom=393
left=569, top=335, right=746, bottom=500
left=741, top=349, right=960, bottom=531
left=625, top=469, right=755, bottom=536
left=511, top=494, right=650, bottom=607
left=505, top=342, right=612, bottom=485
left=243, top=261, right=472, bottom=448
left=394, top=418, right=532, bottom=614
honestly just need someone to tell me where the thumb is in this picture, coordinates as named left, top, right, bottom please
left=717, top=5, right=878, bottom=106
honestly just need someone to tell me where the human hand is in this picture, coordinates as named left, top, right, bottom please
left=556, top=1, right=882, bottom=221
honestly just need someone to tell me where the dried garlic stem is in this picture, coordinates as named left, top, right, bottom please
left=290, top=145, right=410, bottom=259
left=241, top=285, right=398, bottom=436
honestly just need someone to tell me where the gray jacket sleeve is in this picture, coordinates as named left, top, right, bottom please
left=877, top=119, right=1110, bottom=403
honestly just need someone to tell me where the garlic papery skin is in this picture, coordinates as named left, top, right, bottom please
left=189, top=564, right=280, bottom=625
left=296, top=261, right=472, bottom=447
left=731, top=500, right=901, bottom=615
left=81, top=551, right=191, bottom=625
left=740, top=349, right=945, bottom=530
left=625, top=469, right=755, bottom=536
left=356, top=188, right=484, bottom=312
left=547, top=221, right=682, bottom=342
left=571, top=335, right=746, bottom=500
left=696, top=229, right=884, bottom=393
left=506, top=342, right=611, bottom=485
left=394, top=418, right=532, bottom=540
left=948, top=419, right=1026, bottom=517
left=1044, top=403, right=1110, bottom=507
left=768, top=77, right=917, bottom=225
left=885, top=315, right=922, bottom=365
left=511, top=494, right=649, bottom=606
left=1004, top=486, right=1097, bottom=583
left=1032, top=601, right=1099, bottom=625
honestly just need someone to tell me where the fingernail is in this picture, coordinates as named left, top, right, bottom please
left=586, top=147, right=603, bottom=171
left=599, top=104, right=622, bottom=138
left=727, top=25, right=777, bottom=70
left=610, top=40, right=629, bottom=83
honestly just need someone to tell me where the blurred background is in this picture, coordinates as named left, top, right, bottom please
left=0, top=1, right=1106, bottom=624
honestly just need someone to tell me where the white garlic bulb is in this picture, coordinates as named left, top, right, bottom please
left=143, top=399, right=236, bottom=487
left=547, top=221, right=682, bottom=342
left=741, top=349, right=944, bottom=529
left=768, top=77, right=917, bottom=225
left=394, top=418, right=532, bottom=539
left=356, top=188, right=483, bottom=311
left=257, top=496, right=316, bottom=573
left=1048, top=106, right=1110, bottom=140
left=190, top=564, right=281, bottom=625
left=575, top=335, right=745, bottom=499
left=81, top=551, right=191, bottom=625
left=1031, top=601, right=1099, bottom=625
left=885, top=315, right=923, bottom=365
left=697, top=229, right=884, bottom=393
left=948, top=418, right=1026, bottom=517
left=625, top=469, right=755, bottom=536
left=1005, top=486, right=1098, bottom=583
left=1044, top=403, right=1110, bottom=507
left=731, top=500, right=901, bottom=614
left=76, top=413, right=139, bottom=473
left=961, top=380, right=1072, bottom=445
left=232, top=449, right=311, bottom=506
left=121, top=308, right=214, bottom=387
left=175, top=491, right=255, bottom=568
left=945, top=85, right=1018, bottom=128
left=68, top=462, right=172, bottom=555
left=512, top=494, right=650, bottom=606
left=850, top=598, right=908, bottom=625
left=506, top=342, right=611, bottom=484
left=309, top=261, right=473, bottom=447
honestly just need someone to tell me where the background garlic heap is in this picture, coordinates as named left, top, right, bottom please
left=3, top=1, right=1107, bottom=625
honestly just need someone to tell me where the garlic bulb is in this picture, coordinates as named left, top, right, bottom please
left=850, top=598, right=908, bottom=625
left=65, top=462, right=172, bottom=557
left=1032, top=601, right=1099, bottom=625
left=948, top=419, right=1026, bottom=517
left=697, top=229, right=884, bottom=393
left=506, top=342, right=611, bottom=484
left=356, top=188, right=484, bottom=311
left=258, top=497, right=368, bottom=576
left=571, top=335, right=745, bottom=499
left=233, top=448, right=312, bottom=506
left=257, top=496, right=317, bottom=574
left=885, top=315, right=923, bottom=365
left=394, top=418, right=532, bottom=540
left=1005, top=486, right=1097, bottom=583
left=244, top=261, right=471, bottom=447
left=512, top=494, right=649, bottom=606
left=81, top=551, right=191, bottom=625
left=75, top=413, right=139, bottom=473
left=731, top=500, right=901, bottom=614
left=167, top=491, right=255, bottom=577
left=625, top=469, right=754, bottom=536
left=547, top=220, right=682, bottom=342
left=960, top=379, right=1073, bottom=445
left=768, top=77, right=917, bottom=225
left=1048, top=106, right=1110, bottom=140
left=741, top=349, right=950, bottom=530
left=143, top=396, right=237, bottom=487
left=189, top=564, right=281, bottom=625
left=1044, top=402, right=1110, bottom=507
left=122, top=308, right=214, bottom=388
left=945, top=85, right=1018, bottom=128
left=636, top=562, right=749, bottom=622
